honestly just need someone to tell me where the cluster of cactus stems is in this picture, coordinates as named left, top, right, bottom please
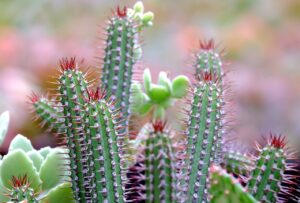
left=22, top=1, right=299, bottom=203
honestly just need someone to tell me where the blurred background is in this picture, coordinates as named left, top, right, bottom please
left=0, top=0, right=300, bottom=155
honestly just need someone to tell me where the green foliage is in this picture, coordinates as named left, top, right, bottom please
left=208, top=165, right=257, bottom=203
left=131, top=68, right=190, bottom=119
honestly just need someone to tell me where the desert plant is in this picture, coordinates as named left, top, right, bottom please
left=21, top=1, right=299, bottom=203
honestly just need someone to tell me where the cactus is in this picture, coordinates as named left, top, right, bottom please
left=29, top=93, right=64, bottom=132
left=208, top=165, right=257, bottom=203
left=246, top=134, right=294, bottom=202
left=18, top=2, right=299, bottom=203
left=194, top=40, right=223, bottom=79
left=83, top=88, right=126, bottom=203
left=127, top=121, right=179, bottom=203
left=7, top=175, right=38, bottom=203
left=0, top=134, right=72, bottom=203
left=100, top=2, right=153, bottom=127
left=184, top=73, right=225, bottom=202
left=223, top=150, right=254, bottom=176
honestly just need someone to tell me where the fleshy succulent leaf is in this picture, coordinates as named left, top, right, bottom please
left=8, top=134, right=34, bottom=153
left=171, top=75, right=190, bottom=98
left=0, top=149, right=42, bottom=191
left=143, top=68, right=152, bottom=94
left=41, top=182, right=74, bottom=203
left=38, top=147, right=52, bottom=159
left=39, top=149, right=65, bottom=191
left=27, top=150, right=44, bottom=171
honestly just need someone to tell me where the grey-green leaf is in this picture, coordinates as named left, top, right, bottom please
left=0, top=111, right=9, bottom=147
left=8, top=134, right=34, bottom=152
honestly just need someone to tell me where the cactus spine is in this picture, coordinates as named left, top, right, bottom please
left=208, top=165, right=257, bottom=203
left=184, top=74, right=224, bottom=202
left=246, top=135, right=290, bottom=202
left=84, top=88, right=125, bottom=203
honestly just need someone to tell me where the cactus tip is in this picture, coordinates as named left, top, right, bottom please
left=11, top=174, right=29, bottom=188
left=269, top=133, right=286, bottom=149
left=28, top=91, right=39, bottom=104
left=59, top=57, right=76, bottom=71
left=87, top=87, right=106, bottom=101
left=199, top=39, right=215, bottom=50
left=116, top=6, right=127, bottom=18
left=152, top=120, right=167, bottom=133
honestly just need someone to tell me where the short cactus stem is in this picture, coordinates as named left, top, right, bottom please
left=8, top=175, right=38, bottom=203
left=101, top=8, right=138, bottom=124
left=57, top=57, right=89, bottom=202
left=208, top=165, right=257, bottom=203
left=84, top=88, right=125, bottom=203
left=246, top=134, right=291, bottom=202
left=29, top=93, right=64, bottom=132
left=184, top=74, right=225, bottom=202
left=194, top=39, right=223, bottom=79
left=137, top=121, right=178, bottom=203
left=223, top=150, right=253, bottom=176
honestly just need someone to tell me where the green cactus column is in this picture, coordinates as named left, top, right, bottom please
left=29, top=93, right=64, bottom=133
left=83, top=88, right=125, bottom=203
left=142, top=121, right=177, bottom=203
left=101, top=2, right=154, bottom=127
left=185, top=74, right=224, bottom=202
left=247, top=135, right=290, bottom=202
left=56, top=57, right=89, bottom=202
left=223, top=149, right=253, bottom=176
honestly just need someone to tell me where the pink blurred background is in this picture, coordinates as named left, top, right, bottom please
left=0, top=0, right=300, bottom=152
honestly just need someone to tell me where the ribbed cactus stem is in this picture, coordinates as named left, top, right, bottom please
left=195, top=40, right=222, bottom=78
left=8, top=175, right=38, bottom=203
left=29, top=93, right=64, bottom=132
left=247, top=135, right=288, bottom=202
left=208, top=165, right=257, bottom=203
left=101, top=7, right=137, bottom=123
left=223, top=150, right=253, bottom=176
left=57, top=57, right=89, bottom=202
left=143, top=121, right=176, bottom=203
left=185, top=73, right=224, bottom=202
left=84, top=88, right=125, bottom=203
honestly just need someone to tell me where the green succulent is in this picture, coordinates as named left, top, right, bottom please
left=130, top=68, right=190, bottom=119
left=0, top=128, right=73, bottom=202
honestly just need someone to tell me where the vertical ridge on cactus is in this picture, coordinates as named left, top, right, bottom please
left=246, top=134, right=293, bottom=202
left=84, top=88, right=125, bottom=202
left=184, top=75, right=225, bottom=202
